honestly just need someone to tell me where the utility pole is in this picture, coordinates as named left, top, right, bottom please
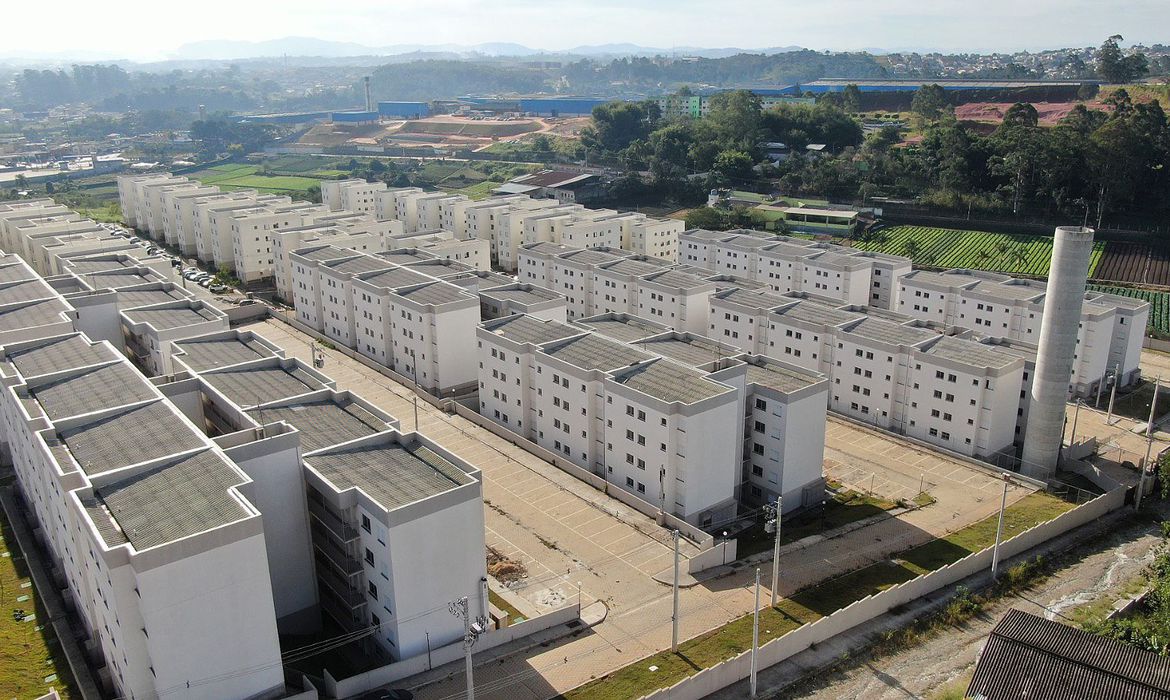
left=1068, top=400, right=1082, bottom=456
left=750, top=568, right=761, bottom=698
left=671, top=529, right=680, bottom=653
left=764, top=496, right=782, bottom=606
left=449, top=596, right=487, bottom=700
left=991, top=473, right=1012, bottom=578
left=1138, top=376, right=1161, bottom=511
left=1106, top=363, right=1120, bottom=425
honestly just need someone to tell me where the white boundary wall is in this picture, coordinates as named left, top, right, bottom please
left=324, top=604, right=580, bottom=699
left=634, top=485, right=1125, bottom=700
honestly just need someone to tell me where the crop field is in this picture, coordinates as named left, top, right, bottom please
left=1088, top=284, right=1170, bottom=334
left=1092, top=242, right=1170, bottom=286
left=852, top=225, right=1105, bottom=277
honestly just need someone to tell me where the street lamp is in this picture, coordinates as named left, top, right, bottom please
left=991, top=473, right=1015, bottom=578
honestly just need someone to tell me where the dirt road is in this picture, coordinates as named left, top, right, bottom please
left=780, top=514, right=1163, bottom=700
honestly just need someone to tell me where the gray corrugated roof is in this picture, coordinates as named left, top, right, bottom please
left=481, top=286, right=561, bottom=304
left=967, top=609, right=1170, bottom=700
left=635, top=335, right=730, bottom=368
left=293, top=246, right=350, bottom=262
left=0, top=279, right=56, bottom=304
left=742, top=359, right=822, bottom=393
left=522, top=242, right=574, bottom=256
left=86, top=450, right=250, bottom=550
left=968, top=279, right=1047, bottom=302
left=306, top=438, right=473, bottom=509
left=611, top=359, right=728, bottom=403
left=326, top=256, right=394, bottom=275
left=772, top=299, right=862, bottom=327
left=123, top=305, right=220, bottom=330
left=248, top=399, right=388, bottom=452
left=32, top=363, right=156, bottom=420
left=921, top=336, right=1020, bottom=369
left=173, top=336, right=275, bottom=371
left=558, top=249, right=625, bottom=267
left=377, top=250, right=436, bottom=265
left=575, top=316, right=667, bottom=344
left=483, top=315, right=582, bottom=345
left=117, top=288, right=187, bottom=309
left=395, top=282, right=469, bottom=305
left=713, top=288, right=791, bottom=310
left=600, top=258, right=670, bottom=277
left=406, top=259, right=475, bottom=275
left=706, top=275, right=766, bottom=291
left=642, top=269, right=711, bottom=289
left=0, top=262, right=36, bottom=283
left=0, top=299, right=70, bottom=331
left=68, top=259, right=135, bottom=273
left=359, top=266, right=432, bottom=290
left=845, top=317, right=937, bottom=346
left=542, top=334, right=651, bottom=371
left=83, top=272, right=157, bottom=289
left=60, top=401, right=206, bottom=475
left=6, top=335, right=117, bottom=377
left=202, top=365, right=324, bottom=406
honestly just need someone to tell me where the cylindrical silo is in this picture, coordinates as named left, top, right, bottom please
left=1021, top=226, right=1095, bottom=479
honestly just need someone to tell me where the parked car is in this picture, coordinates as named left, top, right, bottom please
left=237, top=299, right=259, bottom=306
left=209, top=284, right=227, bottom=294
left=199, top=278, right=213, bottom=288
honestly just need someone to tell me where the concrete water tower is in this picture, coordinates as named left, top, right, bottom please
left=1020, top=226, right=1095, bottom=479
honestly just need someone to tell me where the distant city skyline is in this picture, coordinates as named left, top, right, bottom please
left=5, top=0, right=1168, bottom=62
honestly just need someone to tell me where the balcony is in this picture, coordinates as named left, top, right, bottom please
left=315, top=555, right=367, bottom=609
left=311, top=529, right=363, bottom=576
left=320, top=588, right=365, bottom=630
left=308, top=499, right=359, bottom=542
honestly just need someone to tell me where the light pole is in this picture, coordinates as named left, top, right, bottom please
left=671, top=529, right=680, bottom=653
left=1138, top=376, right=1161, bottom=511
left=1106, top=363, right=1120, bottom=425
left=750, top=568, right=761, bottom=698
left=765, top=495, right=782, bottom=606
left=449, top=596, right=486, bottom=700
left=991, top=473, right=1013, bottom=578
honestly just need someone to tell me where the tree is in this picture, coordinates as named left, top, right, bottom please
left=581, top=101, right=656, bottom=152
left=706, top=90, right=763, bottom=151
left=711, top=150, right=755, bottom=185
left=1096, top=35, right=1149, bottom=84
left=911, top=84, right=952, bottom=122
left=842, top=84, right=863, bottom=113
left=13, top=175, right=28, bottom=191
left=684, top=207, right=727, bottom=230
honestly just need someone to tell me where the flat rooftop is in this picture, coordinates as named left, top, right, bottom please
left=901, top=269, right=966, bottom=288
left=557, top=249, right=626, bottom=267
left=173, top=335, right=276, bottom=371
left=0, top=299, right=71, bottom=331
left=611, top=359, right=728, bottom=403
left=599, top=258, right=670, bottom=277
left=542, top=333, right=651, bottom=371
left=636, top=334, right=732, bottom=368
left=713, top=288, right=791, bottom=310
left=67, top=259, right=137, bottom=273
left=202, top=364, right=325, bottom=406
left=6, top=334, right=118, bottom=378
left=394, top=282, right=469, bottom=305
left=642, top=269, right=711, bottom=289
left=706, top=275, right=766, bottom=291
left=967, top=279, right=1047, bottom=302
left=82, top=272, right=158, bottom=289
left=325, top=256, right=394, bottom=276
left=358, top=266, right=433, bottom=290
left=116, top=288, right=188, bottom=309
left=0, top=279, right=56, bottom=304
left=681, top=229, right=733, bottom=242
left=248, top=399, right=388, bottom=453
left=0, top=262, right=36, bottom=283
left=306, top=438, right=473, bottom=509
left=482, top=315, right=582, bottom=345
left=760, top=242, right=819, bottom=258
left=377, top=250, right=436, bottom=265
left=742, top=358, right=823, bottom=393
left=481, top=285, right=562, bottom=304
left=31, top=363, right=156, bottom=420
left=83, top=449, right=250, bottom=551
left=574, top=316, right=668, bottom=343
left=921, top=336, right=1022, bottom=369
left=293, top=246, right=351, bottom=262
left=845, top=317, right=937, bottom=346
left=60, top=401, right=207, bottom=476
left=522, top=242, right=575, bottom=256
left=122, top=305, right=220, bottom=330
left=771, top=299, right=863, bottom=327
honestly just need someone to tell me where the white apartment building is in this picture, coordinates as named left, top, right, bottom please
left=159, top=184, right=220, bottom=248
left=592, top=256, right=676, bottom=316
left=635, top=269, right=718, bottom=333
left=479, top=283, right=567, bottom=322
left=477, top=313, right=828, bottom=524
left=322, top=178, right=386, bottom=215
left=350, top=265, right=436, bottom=366
left=193, top=194, right=278, bottom=264
left=271, top=224, right=385, bottom=302
left=217, top=202, right=326, bottom=282
left=898, top=269, right=1149, bottom=394
left=387, top=281, right=480, bottom=394
left=171, top=190, right=259, bottom=257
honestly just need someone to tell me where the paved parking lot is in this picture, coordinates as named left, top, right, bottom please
left=241, top=317, right=1039, bottom=699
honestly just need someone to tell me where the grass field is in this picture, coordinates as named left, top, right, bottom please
left=446, top=180, right=502, bottom=200
left=1088, top=284, right=1170, bottom=335
left=852, top=225, right=1106, bottom=277
left=565, top=492, right=1073, bottom=700
left=191, top=164, right=321, bottom=193
left=0, top=503, right=74, bottom=698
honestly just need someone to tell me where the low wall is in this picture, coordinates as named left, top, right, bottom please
left=638, top=485, right=1126, bottom=700
left=451, top=403, right=717, bottom=554
left=1145, top=337, right=1170, bottom=353
left=325, top=604, right=580, bottom=699
left=224, top=302, right=272, bottom=325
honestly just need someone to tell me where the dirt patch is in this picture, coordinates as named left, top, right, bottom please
left=487, top=545, right=528, bottom=582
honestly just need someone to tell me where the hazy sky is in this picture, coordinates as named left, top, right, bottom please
left=6, top=0, right=1167, bottom=61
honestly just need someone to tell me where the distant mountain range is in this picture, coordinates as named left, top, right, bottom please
left=168, top=37, right=807, bottom=60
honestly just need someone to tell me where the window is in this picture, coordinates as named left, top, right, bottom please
left=754, top=421, right=765, bottom=433
left=753, top=443, right=765, bottom=456
left=361, top=515, right=371, bottom=533
left=368, top=582, right=378, bottom=600
left=756, top=398, right=767, bottom=410
left=626, top=405, right=635, bottom=416
left=626, top=477, right=634, bottom=487
left=637, top=482, right=646, bottom=493
left=364, top=548, right=374, bottom=566
left=637, top=410, right=646, bottom=421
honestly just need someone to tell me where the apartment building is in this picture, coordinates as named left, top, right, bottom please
left=635, top=269, right=718, bottom=333
left=171, top=190, right=259, bottom=257
left=351, top=265, right=435, bottom=366
left=272, top=223, right=387, bottom=302
left=213, top=201, right=324, bottom=281
left=159, top=185, right=220, bottom=248
left=321, top=178, right=386, bottom=215
left=592, top=256, right=676, bottom=316
left=387, top=281, right=480, bottom=394
left=898, top=268, right=1149, bottom=394
left=477, top=313, right=828, bottom=524
left=193, top=194, right=279, bottom=264
left=116, top=172, right=183, bottom=230
left=480, top=283, right=568, bottom=321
